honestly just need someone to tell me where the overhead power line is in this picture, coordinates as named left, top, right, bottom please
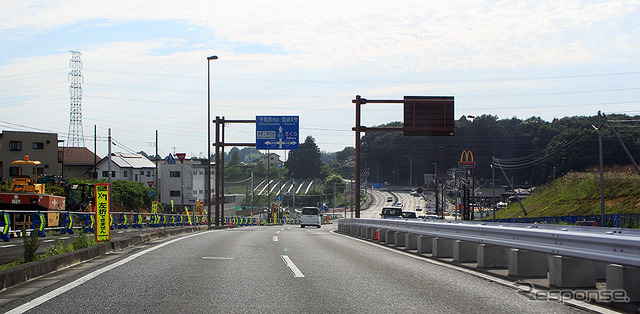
left=85, top=68, right=640, bottom=84
left=493, top=125, right=594, bottom=169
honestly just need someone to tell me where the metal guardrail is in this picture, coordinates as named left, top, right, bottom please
left=492, top=213, right=640, bottom=228
left=339, top=218, right=640, bottom=267
left=0, top=210, right=207, bottom=242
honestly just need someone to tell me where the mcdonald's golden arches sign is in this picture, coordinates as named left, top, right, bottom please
left=459, top=150, right=474, bottom=168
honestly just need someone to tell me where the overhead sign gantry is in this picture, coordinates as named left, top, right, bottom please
left=212, top=115, right=299, bottom=227
left=352, top=95, right=454, bottom=218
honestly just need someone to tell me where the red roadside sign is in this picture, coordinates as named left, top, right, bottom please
left=176, top=153, right=186, bottom=164
left=147, top=181, right=153, bottom=188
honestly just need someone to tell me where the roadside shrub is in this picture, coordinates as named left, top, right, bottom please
left=72, top=230, right=96, bottom=250
left=23, top=230, right=40, bottom=263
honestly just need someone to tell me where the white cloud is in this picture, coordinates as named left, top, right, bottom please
left=2, top=0, right=639, bottom=72
left=2, top=0, right=640, bottom=154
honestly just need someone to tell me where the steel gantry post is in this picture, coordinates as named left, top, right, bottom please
left=354, top=95, right=362, bottom=218
left=215, top=116, right=221, bottom=226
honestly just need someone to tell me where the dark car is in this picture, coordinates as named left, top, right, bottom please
left=380, top=207, right=403, bottom=219
left=401, top=211, right=418, bottom=219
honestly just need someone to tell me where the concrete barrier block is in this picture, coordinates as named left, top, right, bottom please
left=453, top=240, right=477, bottom=262
left=377, top=229, right=386, bottom=242
left=385, top=230, right=396, bottom=244
left=477, top=244, right=508, bottom=268
left=607, top=264, right=640, bottom=302
left=432, top=237, right=453, bottom=258
left=395, top=232, right=406, bottom=248
left=508, top=249, right=547, bottom=277
left=417, top=235, right=432, bottom=253
left=548, top=255, right=596, bottom=288
left=595, top=262, right=606, bottom=280
left=405, top=233, right=417, bottom=250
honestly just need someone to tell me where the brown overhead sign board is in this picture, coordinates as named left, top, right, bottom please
left=403, top=96, right=454, bottom=136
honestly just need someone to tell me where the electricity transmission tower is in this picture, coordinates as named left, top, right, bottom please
left=67, top=50, right=85, bottom=147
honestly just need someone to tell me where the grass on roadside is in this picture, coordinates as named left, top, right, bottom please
left=496, top=171, right=640, bottom=219
left=0, top=230, right=97, bottom=271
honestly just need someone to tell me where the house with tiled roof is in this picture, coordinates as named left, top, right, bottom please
left=95, top=153, right=156, bottom=183
left=58, top=147, right=101, bottom=179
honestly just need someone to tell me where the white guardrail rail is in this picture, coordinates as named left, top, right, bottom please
left=338, top=218, right=640, bottom=267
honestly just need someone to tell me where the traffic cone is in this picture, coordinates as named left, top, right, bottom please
left=374, top=230, right=379, bottom=240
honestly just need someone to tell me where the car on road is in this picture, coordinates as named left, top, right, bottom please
left=395, top=201, right=403, bottom=208
left=426, top=207, right=436, bottom=215
left=380, top=207, right=403, bottom=219
left=422, top=215, right=442, bottom=220
left=300, top=207, right=322, bottom=228
left=415, top=205, right=422, bottom=211
left=401, top=211, right=418, bottom=219
left=386, top=196, right=393, bottom=202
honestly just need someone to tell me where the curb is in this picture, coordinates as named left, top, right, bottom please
left=0, top=226, right=211, bottom=292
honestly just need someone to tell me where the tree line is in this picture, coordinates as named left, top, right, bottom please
left=222, top=112, right=640, bottom=194
left=361, top=113, right=640, bottom=187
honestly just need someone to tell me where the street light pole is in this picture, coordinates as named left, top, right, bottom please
left=467, top=115, right=476, bottom=219
left=206, top=55, right=217, bottom=228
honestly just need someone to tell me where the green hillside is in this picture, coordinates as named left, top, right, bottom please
left=495, top=171, right=640, bottom=218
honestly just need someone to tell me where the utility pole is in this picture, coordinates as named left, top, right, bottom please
left=155, top=130, right=158, bottom=202
left=350, top=180, right=354, bottom=218
left=434, top=163, right=439, bottom=215
left=597, top=111, right=605, bottom=227
left=333, top=182, right=336, bottom=210
left=251, top=172, right=254, bottom=210
left=93, top=125, right=97, bottom=178
left=492, top=157, right=496, bottom=221
left=267, top=150, right=271, bottom=212
left=409, top=156, right=413, bottom=186
left=344, top=182, right=348, bottom=219
left=108, top=128, right=112, bottom=211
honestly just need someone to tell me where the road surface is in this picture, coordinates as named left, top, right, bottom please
left=0, top=224, right=585, bottom=313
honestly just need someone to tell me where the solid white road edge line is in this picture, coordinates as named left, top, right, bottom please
left=329, top=228, right=617, bottom=314
left=6, top=229, right=220, bottom=314
left=281, top=255, right=305, bottom=278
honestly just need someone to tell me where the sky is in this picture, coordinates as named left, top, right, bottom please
left=1, top=0, right=640, bottom=159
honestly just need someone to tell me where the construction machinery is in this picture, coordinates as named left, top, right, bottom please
left=0, top=155, right=68, bottom=231
left=0, top=155, right=66, bottom=212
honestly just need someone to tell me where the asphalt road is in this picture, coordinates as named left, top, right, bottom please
left=0, top=226, right=194, bottom=265
left=0, top=224, right=585, bottom=313
left=364, top=189, right=457, bottom=220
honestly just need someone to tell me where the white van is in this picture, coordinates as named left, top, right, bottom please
left=300, top=207, right=322, bottom=228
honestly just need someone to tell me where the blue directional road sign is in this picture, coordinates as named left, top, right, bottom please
left=256, top=116, right=299, bottom=150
